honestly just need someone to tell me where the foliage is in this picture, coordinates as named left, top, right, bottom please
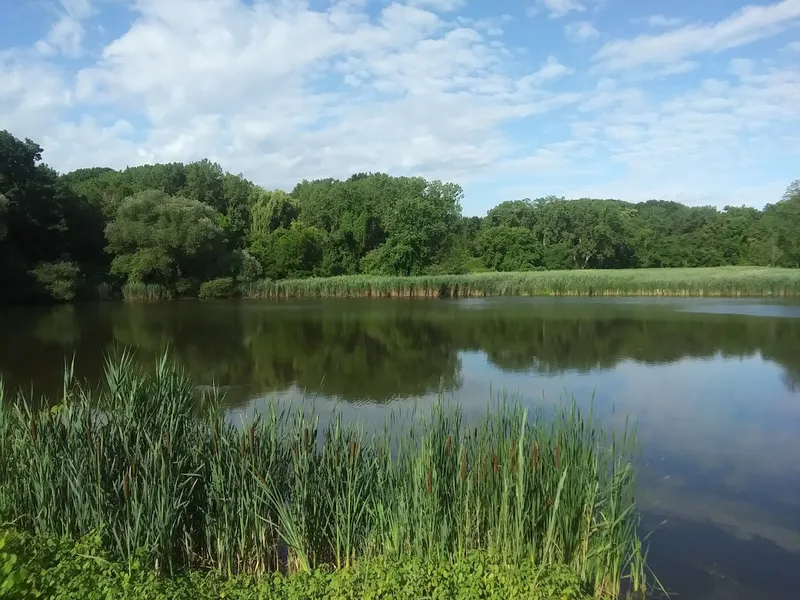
left=0, top=352, right=648, bottom=597
left=1, top=128, right=798, bottom=304
left=243, top=266, right=800, bottom=299
left=29, top=261, right=82, bottom=301
left=0, top=529, right=591, bottom=600
left=479, top=226, right=540, bottom=272
left=106, top=190, right=230, bottom=294
left=198, top=277, right=236, bottom=299
left=251, top=221, right=326, bottom=280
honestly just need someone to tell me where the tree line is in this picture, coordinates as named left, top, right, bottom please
left=1, top=129, right=798, bottom=303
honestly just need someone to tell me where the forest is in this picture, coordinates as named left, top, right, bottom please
left=1, top=129, right=798, bottom=303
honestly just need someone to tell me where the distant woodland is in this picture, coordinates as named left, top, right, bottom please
left=1, top=129, right=798, bottom=303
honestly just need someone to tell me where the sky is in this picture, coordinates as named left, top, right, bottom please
left=1, top=0, right=799, bottom=216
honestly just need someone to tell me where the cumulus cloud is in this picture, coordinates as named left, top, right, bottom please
left=565, top=21, right=599, bottom=42
left=541, top=0, right=586, bottom=19
left=37, top=0, right=94, bottom=58
left=0, top=0, right=798, bottom=212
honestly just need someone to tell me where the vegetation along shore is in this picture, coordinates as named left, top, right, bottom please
left=2, top=129, right=799, bottom=304
left=0, top=352, right=651, bottom=598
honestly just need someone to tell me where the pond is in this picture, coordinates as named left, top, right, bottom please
left=1, top=297, right=799, bottom=599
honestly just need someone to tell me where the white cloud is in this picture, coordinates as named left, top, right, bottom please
left=645, top=14, right=684, bottom=28
left=408, top=0, right=467, bottom=10
left=594, top=0, right=800, bottom=71
left=0, top=0, right=798, bottom=211
left=788, top=40, right=800, bottom=50
left=6, top=0, right=577, bottom=186
left=542, top=0, right=586, bottom=19
left=38, top=0, right=94, bottom=58
left=564, top=21, right=599, bottom=42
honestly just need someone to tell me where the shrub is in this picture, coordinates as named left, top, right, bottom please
left=1, top=530, right=592, bottom=600
left=199, top=277, right=235, bottom=299
left=29, top=261, right=82, bottom=301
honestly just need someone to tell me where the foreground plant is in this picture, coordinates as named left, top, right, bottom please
left=0, top=351, right=652, bottom=598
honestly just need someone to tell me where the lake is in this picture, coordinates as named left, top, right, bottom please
left=1, top=297, right=799, bottom=599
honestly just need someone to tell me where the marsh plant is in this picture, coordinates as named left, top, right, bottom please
left=243, top=266, right=800, bottom=299
left=0, top=351, right=650, bottom=598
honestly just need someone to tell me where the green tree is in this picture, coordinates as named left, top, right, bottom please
left=105, top=190, right=230, bottom=293
left=479, top=226, right=540, bottom=271
left=251, top=221, right=325, bottom=280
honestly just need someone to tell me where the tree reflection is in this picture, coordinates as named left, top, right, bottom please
left=2, top=300, right=800, bottom=405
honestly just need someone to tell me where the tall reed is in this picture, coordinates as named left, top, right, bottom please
left=0, top=352, right=650, bottom=598
left=243, top=266, right=800, bottom=299
left=122, top=282, right=173, bottom=301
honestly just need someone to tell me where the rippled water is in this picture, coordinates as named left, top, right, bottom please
left=1, top=297, right=799, bottom=599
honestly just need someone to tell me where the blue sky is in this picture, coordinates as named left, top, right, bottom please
left=1, top=0, right=798, bottom=215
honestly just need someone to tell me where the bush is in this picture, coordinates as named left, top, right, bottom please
left=198, top=277, right=235, bottom=299
left=29, top=261, right=82, bottom=301
left=1, top=530, right=591, bottom=600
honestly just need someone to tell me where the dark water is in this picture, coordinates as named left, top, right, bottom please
left=1, top=298, right=799, bottom=599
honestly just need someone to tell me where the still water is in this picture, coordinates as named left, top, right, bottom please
left=1, top=297, right=799, bottom=599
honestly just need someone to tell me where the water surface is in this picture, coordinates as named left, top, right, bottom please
left=1, top=297, right=799, bottom=599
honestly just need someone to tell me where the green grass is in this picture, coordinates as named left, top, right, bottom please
left=243, top=266, right=800, bottom=299
left=0, top=352, right=651, bottom=598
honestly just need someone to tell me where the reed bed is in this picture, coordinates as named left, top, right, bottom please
left=243, top=266, right=800, bottom=299
left=0, top=352, right=649, bottom=598
left=121, top=282, right=173, bottom=301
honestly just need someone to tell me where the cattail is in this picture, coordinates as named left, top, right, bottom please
left=460, top=454, right=467, bottom=482
left=350, top=440, right=359, bottom=460
left=29, top=414, right=38, bottom=442
left=123, top=470, right=130, bottom=502
left=249, top=424, right=255, bottom=450
left=482, top=460, right=487, bottom=481
left=510, top=440, right=517, bottom=471
left=555, top=444, right=560, bottom=470
left=531, top=443, right=539, bottom=470
left=303, top=427, right=309, bottom=448
left=165, top=431, right=171, bottom=455
left=444, top=435, right=452, bottom=457
left=426, top=467, right=433, bottom=494
left=492, top=454, right=499, bottom=474
left=85, top=424, right=93, bottom=446
left=241, top=436, right=246, bottom=457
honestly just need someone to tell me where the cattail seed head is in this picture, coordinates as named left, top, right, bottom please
left=123, top=470, right=130, bottom=502
left=426, top=468, right=433, bottom=494
left=492, top=454, right=499, bottom=474
left=460, top=455, right=467, bottom=482
left=555, top=444, right=560, bottom=470
left=444, top=435, right=452, bottom=457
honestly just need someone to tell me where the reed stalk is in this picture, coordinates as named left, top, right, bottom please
left=0, top=352, right=652, bottom=598
left=242, top=266, right=800, bottom=299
